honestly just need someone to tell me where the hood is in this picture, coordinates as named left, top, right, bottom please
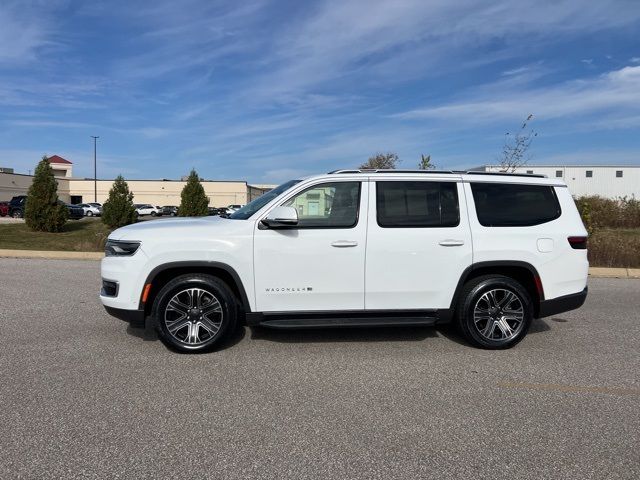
left=109, top=215, right=231, bottom=241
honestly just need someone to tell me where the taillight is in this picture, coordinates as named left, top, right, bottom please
left=568, top=236, right=587, bottom=249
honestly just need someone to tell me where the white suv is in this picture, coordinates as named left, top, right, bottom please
left=100, top=170, right=588, bottom=352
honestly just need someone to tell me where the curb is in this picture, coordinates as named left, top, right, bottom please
left=589, top=267, right=639, bottom=279
left=0, top=249, right=637, bottom=277
left=0, top=249, right=103, bottom=260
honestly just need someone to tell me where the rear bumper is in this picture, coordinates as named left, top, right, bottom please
left=103, top=305, right=146, bottom=328
left=538, top=287, right=588, bottom=318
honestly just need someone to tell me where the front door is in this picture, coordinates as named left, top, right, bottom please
left=254, top=180, right=368, bottom=312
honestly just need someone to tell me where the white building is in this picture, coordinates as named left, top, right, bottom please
left=479, top=165, right=640, bottom=199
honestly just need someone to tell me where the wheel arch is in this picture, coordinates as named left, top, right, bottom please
left=140, top=261, right=251, bottom=317
left=449, top=261, right=544, bottom=318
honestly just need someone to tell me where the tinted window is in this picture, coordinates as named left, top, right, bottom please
left=282, top=182, right=361, bottom=228
left=471, top=183, right=561, bottom=227
left=586, top=170, right=593, bottom=178
left=616, top=170, right=623, bottom=178
left=376, top=181, right=459, bottom=228
left=555, top=170, right=562, bottom=177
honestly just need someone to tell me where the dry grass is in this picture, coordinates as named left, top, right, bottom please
left=588, top=229, right=640, bottom=268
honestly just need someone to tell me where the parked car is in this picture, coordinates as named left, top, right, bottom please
left=134, top=204, right=161, bottom=216
left=101, top=169, right=589, bottom=353
left=0, top=201, right=9, bottom=217
left=8, top=195, right=27, bottom=218
left=225, top=204, right=243, bottom=214
left=60, top=201, right=85, bottom=220
left=77, top=203, right=102, bottom=217
left=161, top=206, right=178, bottom=216
left=207, top=207, right=225, bottom=216
left=155, top=206, right=163, bottom=216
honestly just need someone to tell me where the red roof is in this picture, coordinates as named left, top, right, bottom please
left=47, top=155, right=72, bottom=165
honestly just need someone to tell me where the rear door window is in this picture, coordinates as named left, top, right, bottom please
left=470, top=182, right=561, bottom=227
left=376, top=181, right=459, bottom=228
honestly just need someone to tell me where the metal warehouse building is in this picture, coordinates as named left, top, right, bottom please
left=479, top=165, right=640, bottom=199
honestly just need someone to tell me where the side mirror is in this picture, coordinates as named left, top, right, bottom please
left=261, top=206, right=298, bottom=228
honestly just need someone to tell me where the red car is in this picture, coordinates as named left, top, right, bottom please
left=0, top=201, right=9, bottom=217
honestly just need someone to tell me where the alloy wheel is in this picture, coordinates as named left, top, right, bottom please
left=164, top=287, right=223, bottom=346
left=473, top=288, right=524, bottom=341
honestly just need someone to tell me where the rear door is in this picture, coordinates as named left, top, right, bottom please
left=365, top=178, right=472, bottom=310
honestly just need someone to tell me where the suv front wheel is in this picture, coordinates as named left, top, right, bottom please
left=153, top=274, right=238, bottom=353
left=455, top=275, right=533, bottom=349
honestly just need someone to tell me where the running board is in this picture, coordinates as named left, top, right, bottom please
left=246, top=310, right=441, bottom=329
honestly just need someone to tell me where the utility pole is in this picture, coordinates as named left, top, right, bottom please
left=91, top=136, right=99, bottom=202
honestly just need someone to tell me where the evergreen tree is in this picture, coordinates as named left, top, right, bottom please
left=102, top=175, right=137, bottom=228
left=24, top=156, right=68, bottom=232
left=178, top=169, right=209, bottom=216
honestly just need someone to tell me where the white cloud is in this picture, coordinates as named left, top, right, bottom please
left=247, top=0, right=640, bottom=98
left=0, top=3, right=54, bottom=63
left=394, top=65, right=640, bottom=126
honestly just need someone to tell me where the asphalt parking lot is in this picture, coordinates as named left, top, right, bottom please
left=0, top=258, right=638, bottom=480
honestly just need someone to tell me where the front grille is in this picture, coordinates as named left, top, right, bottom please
left=101, top=279, right=118, bottom=297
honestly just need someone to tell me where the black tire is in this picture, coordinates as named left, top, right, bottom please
left=151, top=212, right=156, bottom=216
left=454, top=275, right=533, bottom=349
left=12, top=209, right=23, bottom=218
left=86, top=211, right=93, bottom=217
left=153, top=274, right=238, bottom=353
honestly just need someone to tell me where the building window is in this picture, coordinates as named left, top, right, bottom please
left=526, top=170, right=534, bottom=174
left=586, top=170, right=593, bottom=178
left=556, top=170, right=563, bottom=178
left=616, top=170, right=623, bottom=178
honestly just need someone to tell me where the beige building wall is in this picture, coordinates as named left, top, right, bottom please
left=66, top=179, right=256, bottom=207
left=1, top=173, right=270, bottom=206
left=1, top=173, right=71, bottom=201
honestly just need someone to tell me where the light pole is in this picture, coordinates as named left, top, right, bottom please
left=91, top=136, right=99, bottom=202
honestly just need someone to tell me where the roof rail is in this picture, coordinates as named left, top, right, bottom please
left=327, top=168, right=546, bottom=178
left=465, top=171, right=547, bottom=178
left=328, top=169, right=457, bottom=174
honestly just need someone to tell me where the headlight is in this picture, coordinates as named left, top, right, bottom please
left=105, top=240, right=141, bottom=257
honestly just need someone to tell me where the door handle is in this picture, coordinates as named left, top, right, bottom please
left=331, top=240, right=358, bottom=248
left=439, top=239, right=465, bottom=247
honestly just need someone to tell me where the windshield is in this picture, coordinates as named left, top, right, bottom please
left=229, top=180, right=301, bottom=220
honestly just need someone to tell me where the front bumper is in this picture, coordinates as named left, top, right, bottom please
left=103, top=305, right=146, bottom=328
left=538, top=287, right=588, bottom=318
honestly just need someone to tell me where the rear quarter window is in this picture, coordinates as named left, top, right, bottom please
left=471, top=182, right=561, bottom=227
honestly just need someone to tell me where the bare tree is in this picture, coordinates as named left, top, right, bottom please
left=499, top=114, right=537, bottom=172
left=360, top=152, right=400, bottom=169
left=417, top=154, right=436, bottom=170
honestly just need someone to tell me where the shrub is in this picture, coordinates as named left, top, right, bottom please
left=574, top=195, right=640, bottom=230
left=102, top=175, right=137, bottom=228
left=24, top=156, right=68, bottom=232
left=178, top=169, right=209, bottom=216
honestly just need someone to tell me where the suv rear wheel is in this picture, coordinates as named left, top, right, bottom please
left=153, top=274, right=238, bottom=353
left=455, top=275, right=533, bottom=349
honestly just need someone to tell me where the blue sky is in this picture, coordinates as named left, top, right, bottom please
left=1, top=0, right=640, bottom=183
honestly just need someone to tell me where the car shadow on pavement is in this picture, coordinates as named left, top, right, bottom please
left=248, top=325, right=439, bottom=344
left=436, top=318, right=552, bottom=347
left=125, top=321, right=248, bottom=352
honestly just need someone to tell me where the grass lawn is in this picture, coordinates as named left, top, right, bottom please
left=0, top=219, right=112, bottom=252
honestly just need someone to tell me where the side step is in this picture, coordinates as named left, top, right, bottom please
left=247, top=311, right=439, bottom=329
